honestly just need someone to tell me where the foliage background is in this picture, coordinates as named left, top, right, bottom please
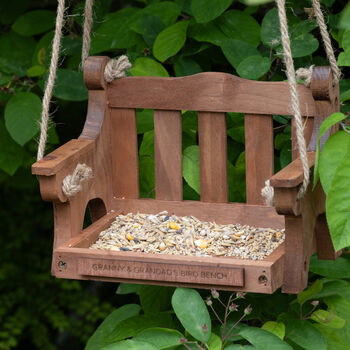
left=0, top=0, right=349, bottom=349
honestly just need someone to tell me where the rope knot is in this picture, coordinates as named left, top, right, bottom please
left=261, top=180, right=274, bottom=206
left=104, top=56, right=132, bottom=83
left=62, top=163, right=92, bottom=197
left=296, top=65, right=314, bottom=87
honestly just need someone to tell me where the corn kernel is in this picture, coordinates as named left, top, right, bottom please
left=126, top=233, right=134, bottom=241
left=169, top=222, right=179, bottom=230
left=195, top=239, right=208, bottom=249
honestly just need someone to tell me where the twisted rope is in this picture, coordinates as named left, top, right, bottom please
left=37, top=0, right=66, bottom=161
left=82, top=0, right=94, bottom=64
left=37, top=0, right=131, bottom=198
left=277, top=0, right=310, bottom=198
left=312, top=0, right=341, bottom=84
left=296, top=65, right=314, bottom=87
left=62, top=163, right=92, bottom=197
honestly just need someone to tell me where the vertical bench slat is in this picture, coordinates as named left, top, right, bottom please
left=245, top=114, right=274, bottom=205
left=154, top=110, right=183, bottom=200
left=111, top=108, right=139, bottom=198
left=198, top=112, right=228, bottom=202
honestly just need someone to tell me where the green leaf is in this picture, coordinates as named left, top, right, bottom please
left=188, top=22, right=228, bottom=46
left=221, top=39, right=259, bottom=69
left=319, top=132, right=350, bottom=193
left=130, top=58, right=169, bottom=77
left=291, top=20, right=318, bottom=38
left=32, top=31, right=54, bottom=66
left=338, top=51, right=350, bottom=66
left=139, top=285, right=173, bottom=314
left=243, top=0, right=273, bottom=4
left=49, top=69, right=88, bottom=101
left=239, top=327, right=292, bottom=350
left=136, top=109, right=154, bottom=134
left=27, top=65, right=46, bottom=77
left=313, top=112, right=346, bottom=188
left=339, top=3, right=350, bottom=30
left=191, top=0, right=232, bottom=23
left=90, top=8, right=141, bottom=54
left=261, top=321, right=285, bottom=340
left=236, top=56, right=271, bottom=80
left=116, top=283, right=142, bottom=295
left=140, top=131, right=154, bottom=156
left=139, top=14, right=166, bottom=46
left=0, top=120, right=24, bottom=175
left=0, top=31, right=36, bottom=76
left=280, top=315, right=326, bottom=350
left=313, top=324, right=349, bottom=350
left=289, top=33, right=319, bottom=58
left=261, top=8, right=281, bottom=48
left=224, top=346, right=256, bottom=350
left=174, top=57, right=202, bottom=76
left=130, top=2, right=181, bottom=34
left=85, top=304, right=141, bottom=350
left=310, top=255, right=350, bottom=278
left=109, top=312, right=173, bottom=343
left=139, top=155, right=155, bottom=198
left=310, top=310, right=345, bottom=329
left=171, top=288, right=211, bottom=342
left=326, top=149, right=350, bottom=251
left=12, top=10, right=55, bottom=36
left=324, top=295, right=350, bottom=344
left=297, top=279, right=323, bottom=305
left=135, top=328, right=183, bottom=349
left=101, top=340, right=159, bottom=350
left=4, top=92, right=41, bottom=146
left=183, top=146, right=200, bottom=194
left=216, top=10, right=261, bottom=47
left=153, top=21, right=189, bottom=62
left=207, top=333, right=222, bottom=350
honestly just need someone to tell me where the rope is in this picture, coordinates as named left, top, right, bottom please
left=262, top=0, right=340, bottom=205
left=261, top=180, right=274, bottom=206
left=37, top=0, right=66, bottom=161
left=82, top=0, right=94, bottom=64
left=296, top=65, right=314, bottom=87
left=62, top=164, right=92, bottom=197
left=276, top=0, right=310, bottom=198
left=36, top=0, right=131, bottom=198
left=312, top=0, right=341, bottom=84
left=104, top=56, right=132, bottom=82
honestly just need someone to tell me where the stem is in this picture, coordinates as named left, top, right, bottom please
left=223, top=313, right=246, bottom=341
left=209, top=304, right=223, bottom=325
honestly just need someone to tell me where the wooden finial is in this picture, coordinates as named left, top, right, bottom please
left=83, top=56, right=109, bottom=90
left=310, top=66, right=334, bottom=101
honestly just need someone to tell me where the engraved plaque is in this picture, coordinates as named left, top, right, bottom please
left=78, top=258, right=244, bottom=287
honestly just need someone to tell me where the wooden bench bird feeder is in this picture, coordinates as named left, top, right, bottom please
left=32, top=56, right=340, bottom=294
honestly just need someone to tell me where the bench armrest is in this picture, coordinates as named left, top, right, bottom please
left=270, top=152, right=315, bottom=188
left=32, top=139, right=95, bottom=202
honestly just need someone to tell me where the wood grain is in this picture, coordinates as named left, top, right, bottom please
left=198, top=112, right=228, bottom=202
left=154, top=110, right=182, bottom=200
left=270, top=152, right=315, bottom=188
left=245, top=114, right=274, bottom=205
left=111, top=108, right=139, bottom=198
left=108, top=72, right=317, bottom=116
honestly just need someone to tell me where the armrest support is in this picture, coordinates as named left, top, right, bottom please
left=269, top=152, right=315, bottom=188
left=32, top=139, right=95, bottom=202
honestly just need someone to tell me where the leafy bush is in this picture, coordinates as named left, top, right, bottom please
left=0, top=0, right=349, bottom=349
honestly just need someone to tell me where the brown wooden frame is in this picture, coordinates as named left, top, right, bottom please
left=32, top=57, right=340, bottom=294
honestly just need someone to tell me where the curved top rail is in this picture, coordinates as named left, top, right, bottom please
left=107, top=72, right=317, bottom=117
